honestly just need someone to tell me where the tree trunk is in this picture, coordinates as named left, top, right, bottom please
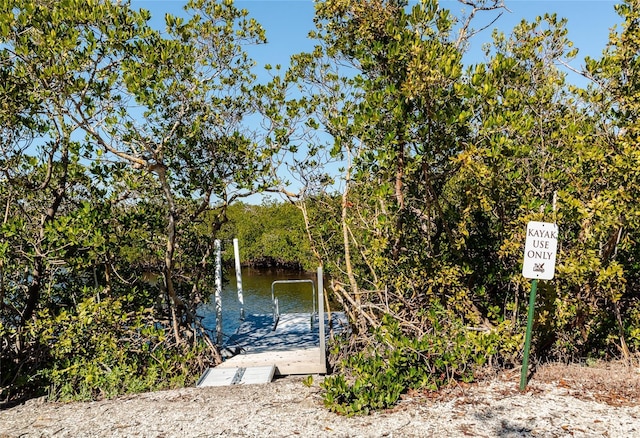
left=392, top=142, right=405, bottom=258
left=21, top=142, right=69, bottom=326
left=156, top=164, right=183, bottom=344
left=341, top=170, right=360, bottom=305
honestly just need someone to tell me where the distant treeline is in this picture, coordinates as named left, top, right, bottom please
left=218, top=201, right=314, bottom=271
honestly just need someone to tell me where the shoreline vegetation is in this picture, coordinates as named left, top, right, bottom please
left=237, top=258, right=306, bottom=271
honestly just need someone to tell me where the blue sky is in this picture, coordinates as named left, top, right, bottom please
left=243, top=0, right=619, bottom=68
left=133, top=1, right=622, bottom=85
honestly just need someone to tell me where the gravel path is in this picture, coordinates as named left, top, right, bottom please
left=1, top=369, right=639, bottom=437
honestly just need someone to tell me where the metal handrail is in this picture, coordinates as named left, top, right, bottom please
left=270, top=279, right=316, bottom=331
left=272, top=297, right=280, bottom=328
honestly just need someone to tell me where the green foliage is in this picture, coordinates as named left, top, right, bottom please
left=322, top=306, right=506, bottom=416
left=3, top=0, right=640, bottom=413
left=273, top=0, right=640, bottom=414
left=0, top=0, right=274, bottom=403
left=302, top=375, right=314, bottom=387
left=31, top=295, right=206, bottom=401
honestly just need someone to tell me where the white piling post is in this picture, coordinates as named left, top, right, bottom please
left=233, top=238, right=244, bottom=320
left=318, top=266, right=326, bottom=374
left=214, top=239, right=223, bottom=346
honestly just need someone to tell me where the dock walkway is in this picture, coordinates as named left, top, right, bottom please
left=197, top=312, right=347, bottom=386
left=220, top=312, right=347, bottom=374
left=196, top=265, right=349, bottom=387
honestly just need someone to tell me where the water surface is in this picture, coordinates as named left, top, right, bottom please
left=198, top=268, right=317, bottom=342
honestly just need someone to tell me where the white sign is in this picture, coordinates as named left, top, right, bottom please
left=522, top=221, right=558, bottom=280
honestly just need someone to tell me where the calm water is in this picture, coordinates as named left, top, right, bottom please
left=198, top=268, right=317, bottom=341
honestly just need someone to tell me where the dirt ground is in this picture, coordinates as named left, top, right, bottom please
left=1, top=360, right=639, bottom=437
left=532, top=360, right=640, bottom=407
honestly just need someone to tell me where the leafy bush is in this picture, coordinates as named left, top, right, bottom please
left=322, top=305, right=507, bottom=416
left=29, top=294, right=207, bottom=401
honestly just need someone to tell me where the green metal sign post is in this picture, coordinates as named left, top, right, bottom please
left=520, top=278, right=538, bottom=391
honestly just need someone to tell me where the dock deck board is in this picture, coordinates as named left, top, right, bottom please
left=217, top=312, right=347, bottom=376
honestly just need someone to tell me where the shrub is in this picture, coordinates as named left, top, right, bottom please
left=322, top=304, right=506, bottom=416
left=30, top=294, right=207, bottom=401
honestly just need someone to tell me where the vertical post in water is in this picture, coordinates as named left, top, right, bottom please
left=214, top=239, right=223, bottom=346
left=233, top=238, right=244, bottom=320
left=520, top=278, right=538, bottom=391
left=318, top=266, right=327, bottom=373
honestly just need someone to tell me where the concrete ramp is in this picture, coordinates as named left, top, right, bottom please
left=196, top=365, right=276, bottom=387
left=218, top=346, right=326, bottom=375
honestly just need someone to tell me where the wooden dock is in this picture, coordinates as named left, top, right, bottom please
left=221, top=312, right=346, bottom=374
left=196, top=267, right=349, bottom=387
left=197, top=312, right=347, bottom=387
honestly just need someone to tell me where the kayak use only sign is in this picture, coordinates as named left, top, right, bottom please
left=522, top=221, right=558, bottom=280
left=520, top=220, right=559, bottom=391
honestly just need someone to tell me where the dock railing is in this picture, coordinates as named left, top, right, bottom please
left=270, top=279, right=316, bottom=331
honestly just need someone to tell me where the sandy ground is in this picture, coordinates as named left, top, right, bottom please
left=1, top=362, right=639, bottom=437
